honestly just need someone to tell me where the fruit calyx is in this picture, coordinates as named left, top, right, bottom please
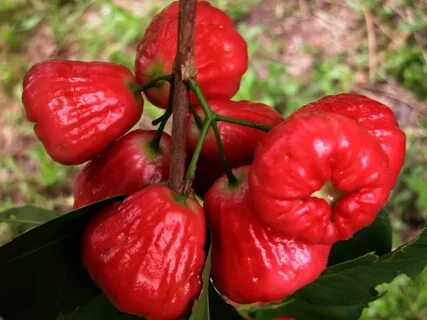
left=311, top=181, right=346, bottom=208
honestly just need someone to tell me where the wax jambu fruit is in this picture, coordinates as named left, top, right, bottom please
left=81, top=185, right=206, bottom=320
left=135, top=1, right=248, bottom=108
left=292, top=93, right=406, bottom=187
left=249, top=111, right=394, bottom=245
left=73, top=130, right=171, bottom=208
left=22, top=60, right=143, bottom=165
left=205, top=166, right=331, bottom=304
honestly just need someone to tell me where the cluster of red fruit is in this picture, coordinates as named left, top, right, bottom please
left=21, top=2, right=406, bottom=320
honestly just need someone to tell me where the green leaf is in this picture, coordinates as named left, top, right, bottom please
left=208, top=283, right=245, bottom=320
left=405, top=176, right=427, bottom=211
left=328, top=210, right=392, bottom=266
left=56, top=294, right=142, bottom=320
left=189, top=244, right=211, bottom=320
left=249, top=228, right=427, bottom=320
left=0, top=205, right=60, bottom=238
left=0, top=198, right=123, bottom=320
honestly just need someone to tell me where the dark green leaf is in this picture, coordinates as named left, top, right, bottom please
left=0, top=198, right=123, bottom=320
left=189, top=243, right=211, bottom=320
left=56, top=294, right=142, bottom=320
left=0, top=205, right=60, bottom=238
left=249, top=228, right=427, bottom=320
left=208, top=283, right=244, bottom=320
left=328, top=210, right=392, bottom=266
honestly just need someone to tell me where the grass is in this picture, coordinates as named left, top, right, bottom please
left=0, top=0, right=426, bottom=319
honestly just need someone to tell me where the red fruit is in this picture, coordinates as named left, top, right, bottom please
left=22, top=60, right=143, bottom=165
left=292, top=93, right=406, bottom=187
left=205, top=166, right=331, bottom=304
left=135, top=1, right=248, bottom=108
left=73, top=130, right=171, bottom=208
left=81, top=185, right=206, bottom=320
left=249, top=112, right=392, bottom=244
left=187, top=99, right=283, bottom=195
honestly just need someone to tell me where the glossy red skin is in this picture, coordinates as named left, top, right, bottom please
left=249, top=112, right=392, bottom=245
left=81, top=185, right=206, bottom=320
left=22, top=60, right=143, bottom=165
left=187, top=99, right=283, bottom=195
left=135, top=1, right=248, bottom=108
left=292, top=93, right=406, bottom=187
left=205, top=166, right=331, bottom=304
left=73, top=130, right=171, bottom=208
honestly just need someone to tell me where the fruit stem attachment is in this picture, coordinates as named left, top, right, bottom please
left=149, top=81, right=175, bottom=152
left=183, top=119, right=212, bottom=195
left=189, top=103, right=204, bottom=129
left=187, top=79, right=238, bottom=188
left=131, top=74, right=173, bottom=94
left=211, top=121, right=238, bottom=185
left=215, top=114, right=272, bottom=132
left=168, top=0, right=198, bottom=192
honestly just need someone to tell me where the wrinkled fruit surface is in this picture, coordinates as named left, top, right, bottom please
left=81, top=185, right=206, bottom=320
left=73, top=130, right=171, bottom=208
left=135, top=1, right=248, bottom=108
left=187, top=99, right=283, bottom=195
left=249, top=111, right=393, bottom=244
left=293, top=93, right=406, bottom=187
left=205, top=166, right=331, bottom=304
left=22, top=60, right=143, bottom=165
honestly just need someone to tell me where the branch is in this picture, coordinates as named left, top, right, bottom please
left=168, top=0, right=198, bottom=192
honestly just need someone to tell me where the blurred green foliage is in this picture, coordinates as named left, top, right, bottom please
left=361, top=270, right=427, bottom=320
left=0, top=0, right=426, bottom=319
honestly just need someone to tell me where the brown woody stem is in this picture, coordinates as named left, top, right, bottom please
left=168, top=0, right=198, bottom=192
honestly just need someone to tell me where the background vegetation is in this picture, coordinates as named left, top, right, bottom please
left=0, top=0, right=426, bottom=319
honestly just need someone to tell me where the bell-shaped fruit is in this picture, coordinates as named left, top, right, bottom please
left=292, top=93, right=406, bottom=187
left=205, top=166, right=331, bottom=304
left=22, top=60, right=143, bottom=165
left=249, top=111, right=393, bottom=244
left=73, top=130, right=171, bottom=208
left=135, top=1, right=248, bottom=108
left=81, top=185, right=206, bottom=320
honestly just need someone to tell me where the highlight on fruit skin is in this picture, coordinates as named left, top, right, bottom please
left=249, top=111, right=394, bottom=245
left=81, top=184, right=206, bottom=320
left=291, top=93, right=406, bottom=187
left=205, top=166, right=331, bottom=304
left=135, top=1, right=248, bottom=108
left=22, top=60, right=144, bottom=165
left=73, top=129, right=171, bottom=208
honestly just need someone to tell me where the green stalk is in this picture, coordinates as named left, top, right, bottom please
left=215, top=114, right=272, bottom=132
left=188, top=79, right=212, bottom=119
left=187, top=79, right=237, bottom=186
left=182, top=119, right=212, bottom=194
left=149, top=108, right=172, bottom=152
left=131, top=74, right=173, bottom=94
left=152, top=113, right=167, bottom=126
left=211, top=121, right=238, bottom=185
left=189, top=103, right=204, bottom=129
left=185, top=78, right=275, bottom=192
left=149, top=81, right=175, bottom=152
